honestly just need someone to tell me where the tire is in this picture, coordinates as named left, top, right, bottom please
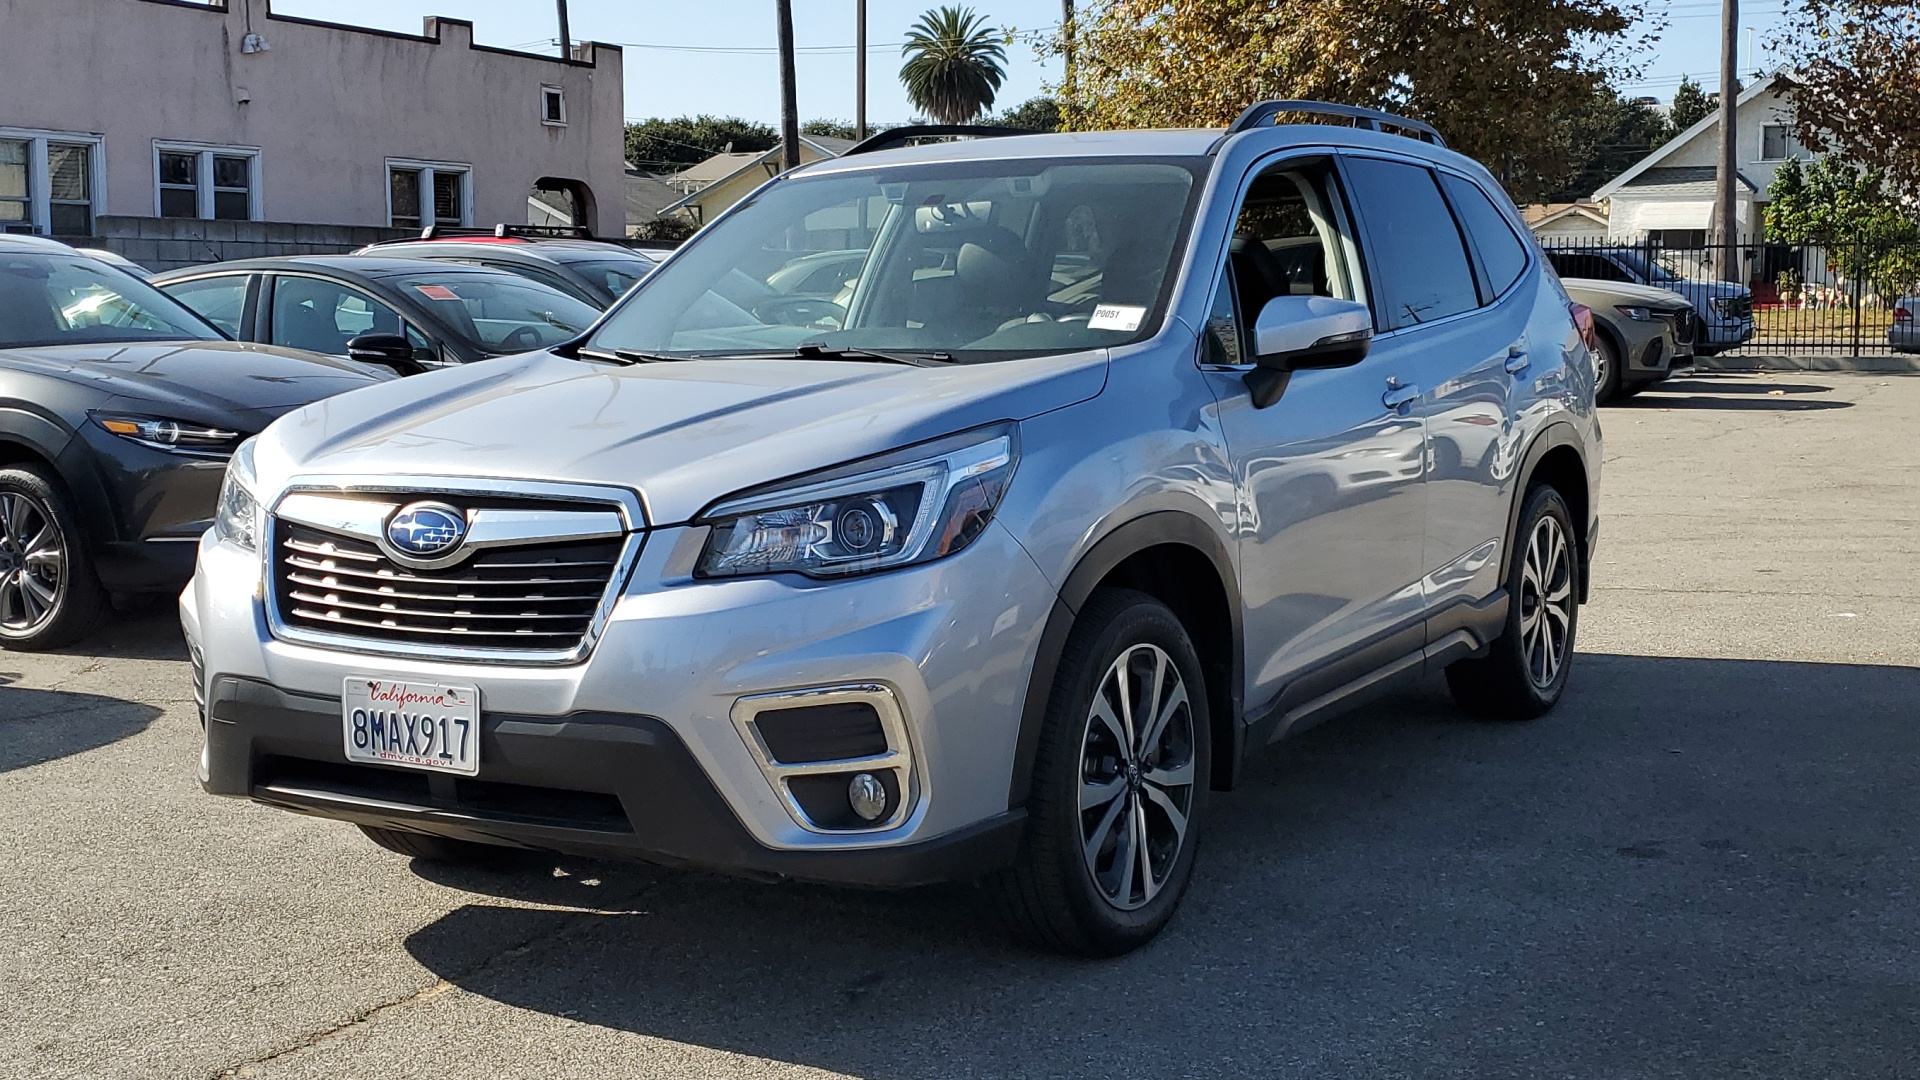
left=0, top=465, right=107, bottom=651
left=1593, top=335, right=1623, bottom=403
left=359, top=824, right=516, bottom=864
left=1616, top=378, right=1653, bottom=401
left=992, top=588, right=1211, bottom=957
left=1445, top=484, right=1580, bottom=720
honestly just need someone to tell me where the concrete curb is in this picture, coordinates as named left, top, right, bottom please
left=1694, top=354, right=1920, bottom=374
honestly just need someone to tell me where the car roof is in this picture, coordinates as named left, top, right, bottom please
left=153, top=255, right=517, bottom=281
left=366, top=239, right=654, bottom=264
left=0, top=235, right=84, bottom=256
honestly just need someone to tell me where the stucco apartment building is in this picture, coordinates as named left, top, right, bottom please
left=0, top=0, right=625, bottom=267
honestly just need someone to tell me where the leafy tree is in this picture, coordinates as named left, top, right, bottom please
left=988, top=96, right=1064, bottom=131
left=1049, top=0, right=1655, bottom=204
left=1550, top=90, right=1672, bottom=201
left=802, top=119, right=861, bottom=140
left=1667, top=75, right=1714, bottom=134
left=900, top=6, right=1009, bottom=124
left=624, top=116, right=777, bottom=173
left=1777, top=0, right=1920, bottom=202
left=1766, top=156, right=1920, bottom=298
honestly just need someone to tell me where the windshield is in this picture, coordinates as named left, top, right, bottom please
left=589, top=157, right=1205, bottom=360
left=393, top=272, right=600, bottom=353
left=1609, top=249, right=1683, bottom=284
left=0, top=253, right=220, bottom=348
left=564, top=258, right=652, bottom=299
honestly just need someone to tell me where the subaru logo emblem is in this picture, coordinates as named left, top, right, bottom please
left=385, top=502, right=467, bottom=558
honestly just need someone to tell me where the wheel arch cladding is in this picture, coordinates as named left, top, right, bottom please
left=1008, top=511, right=1245, bottom=810
left=1510, top=426, right=1592, bottom=605
left=0, top=422, right=122, bottom=552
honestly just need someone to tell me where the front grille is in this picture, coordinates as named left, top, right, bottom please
left=255, top=756, right=633, bottom=833
left=271, top=521, right=621, bottom=652
left=1718, top=294, right=1753, bottom=320
left=1660, top=310, right=1699, bottom=345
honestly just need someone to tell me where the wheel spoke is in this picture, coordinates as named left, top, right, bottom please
left=1111, top=794, right=1139, bottom=904
left=1090, top=694, right=1128, bottom=752
left=1137, top=680, right=1188, bottom=763
left=6, top=494, right=33, bottom=546
left=1113, top=655, right=1137, bottom=748
left=0, top=571, right=18, bottom=624
left=1143, top=755, right=1194, bottom=790
left=1080, top=772, right=1125, bottom=813
left=0, top=494, right=17, bottom=547
left=1082, top=788, right=1129, bottom=870
left=1139, top=648, right=1167, bottom=759
left=1129, top=796, right=1153, bottom=903
left=1141, top=781, right=1189, bottom=852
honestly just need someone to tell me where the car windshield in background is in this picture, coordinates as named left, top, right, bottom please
left=0, top=254, right=220, bottom=349
left=563, top=258, right=652, bottom=299
left=395, top=273, right=600, bottom=353
left=588, top=157, right=1205, bottom=361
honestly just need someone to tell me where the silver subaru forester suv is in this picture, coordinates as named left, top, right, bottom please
left=184, top=103, right=1601, bottom=956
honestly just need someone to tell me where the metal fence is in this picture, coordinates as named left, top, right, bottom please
left=1537, top=233, right=1918, bottom=357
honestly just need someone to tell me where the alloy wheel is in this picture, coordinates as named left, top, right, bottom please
left=1079, top=642, right=1197, bottom=911
left=0, top=491, right=66, bottom=635
left=1518, top=515, right=1573, bottom=689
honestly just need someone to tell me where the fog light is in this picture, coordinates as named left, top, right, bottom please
left=848, top=772, right=888, bottom=821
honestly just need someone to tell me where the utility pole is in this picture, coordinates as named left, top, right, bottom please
left=1060, top=0, right=1075, bottom=118
left=856, top=0, right=868, bottom=142
left=1714, top=0, right=1740, bottom=283
left=555, top=0, right=571, bottom=58
left=777, top=0, right=801, bottom=172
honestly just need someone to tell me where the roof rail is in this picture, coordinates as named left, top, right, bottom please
left=843, top=124, right=1038, bottom=156
left=1227, top=100, right=1446, bottom=147
left=410, top=224, right=596, bottom=242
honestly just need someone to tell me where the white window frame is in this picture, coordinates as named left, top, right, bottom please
left=541, top=85, right=568, bottom=127
left=385, top=158, right=473, bottom=230
left=0, top=127, right=106, bottom=236
left=152, top=140, right=264, bottom=221
left=1758, top=123, right=1808, bottom=162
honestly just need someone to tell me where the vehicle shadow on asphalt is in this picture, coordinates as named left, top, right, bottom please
left=399, top=653, right=1920, bottom=1078
left=0, top=685, right=162, bottom=772
left=1623, top=391, right=1853, bottom=411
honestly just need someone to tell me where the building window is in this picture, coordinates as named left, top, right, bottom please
left=0, top=128, right=103, bottom=236
left=1760, top=124, right=1809, bottom=161
left=387, top=160, right=471, bottom=231
left=154, top=142, right=260, bottom=221
left=541, top=85, right=567, bottom=126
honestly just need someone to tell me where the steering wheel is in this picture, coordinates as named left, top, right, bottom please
left=753, top=296, right=848, bottom=329
left=501, top=325, right=544, bottom=352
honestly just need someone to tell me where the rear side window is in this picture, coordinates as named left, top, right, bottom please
left=1440, top=173, right=1530, bottom=299
left=1342, top=156, right=1477, bottom=330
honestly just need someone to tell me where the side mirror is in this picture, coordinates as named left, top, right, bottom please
left=1243, top=295, right=1373, bottom=409
left=344, top=333, right=424, bottom=376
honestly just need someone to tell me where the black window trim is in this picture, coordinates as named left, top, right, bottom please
left=1432, top=165, right=1536, bottom=307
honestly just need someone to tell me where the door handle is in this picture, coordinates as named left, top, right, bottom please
left=1382, top=383, right=1421, bottom=410
left=1504, top=345, right=1531, bottom=374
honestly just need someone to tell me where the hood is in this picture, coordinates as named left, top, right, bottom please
left=1560, top=278, right=1695, bottom=312
left=0, top=340, right=385, bottom=425
left=1668, top=277, right=1750, bottom=303
left=256, top=349, right=1109, bottom=525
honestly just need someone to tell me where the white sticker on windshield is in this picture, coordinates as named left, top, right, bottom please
left=1088, top=304, right=1147, bottom=332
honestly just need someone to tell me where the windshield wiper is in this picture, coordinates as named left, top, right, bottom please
left=792, top=343, right=954, bottom=367
left=575, top=347, right=684, bottom=365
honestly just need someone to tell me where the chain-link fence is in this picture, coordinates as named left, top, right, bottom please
left=1537, top=233, right=1918, bottom=357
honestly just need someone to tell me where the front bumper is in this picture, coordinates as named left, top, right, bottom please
left=183, top=518, right=1055, bottom=884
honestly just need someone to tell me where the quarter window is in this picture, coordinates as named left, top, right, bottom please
left=0, top=130, right=102, bottom=236
left=1439, top=173, right=1531, bottom=300
left=164, top=274, right=250, bottom=337
left=1203, top=263, right=1243, bottom=366
left=388, top=160, right=471, bottom=231
left=154, top=143, right=259, bottom=221
left=1342, top=156, right=1478, bottom=330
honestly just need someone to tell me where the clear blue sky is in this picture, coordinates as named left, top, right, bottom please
left=272, top=0, right=1794, bottom=125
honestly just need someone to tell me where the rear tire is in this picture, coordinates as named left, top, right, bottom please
left=0, top=465, right=107, bottom=652
left=1446, top=484, right=1580, bottom=720
left=991, top=589, right=1210, bottom=957
left=359, top=824, right=515, bottom=864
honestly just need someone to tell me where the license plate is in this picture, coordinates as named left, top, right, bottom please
left=343, top=677, right=480, bottom=775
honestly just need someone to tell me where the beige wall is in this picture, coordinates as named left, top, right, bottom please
left=0, top=0, right=625, bottom=235
left=679, top=144, right=837, bottom=225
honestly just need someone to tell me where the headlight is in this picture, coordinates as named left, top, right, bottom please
left=1708, top=298, right=1729, bottom=315
left=1616, top=306, right=1652, bottom=322
left=213, top=437, right=261, bottom=550
left=698, top=425, right=1018, bottom=579
left=92, top=413, right=242, bottom=455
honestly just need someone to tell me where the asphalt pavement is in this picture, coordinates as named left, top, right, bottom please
left=3, top=371, right=1917, bottom=1079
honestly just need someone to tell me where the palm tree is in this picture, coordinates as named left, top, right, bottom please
left=899, top=6, right=1008, bottom=124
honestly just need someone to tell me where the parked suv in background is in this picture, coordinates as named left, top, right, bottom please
left=1559, top=277, right=1697, bottom=401
left=1545, top=247, right=1753, bottom=354
left=185, top=106, right=1601, bottom=955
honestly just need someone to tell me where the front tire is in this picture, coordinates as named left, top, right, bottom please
left=1446, top=484, right=1580, bottom=720
left=0, top=465, right=107, bottom=651
left=993, top=589, right=1210, bottom=956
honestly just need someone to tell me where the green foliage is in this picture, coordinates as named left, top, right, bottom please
left=629, top=216, right=698, bottom=244
left=801, top=119, right=860, bottom=140
left=1766, top=156, right=1920, bottom=297
left=1549, top=90, right=1673, bottom=201
left=1776, top=0, right=1920, bottom=202
left=900, top=6, right=1009, bottom=124
left=987, top=96, right=1064, bottom=131
left=624, top=116, right=777, bottom=173
left=1667, top=76, right=1714, bottom=134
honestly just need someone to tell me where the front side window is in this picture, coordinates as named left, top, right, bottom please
left=164, top=273, right=249, bottom=336
left=155, top=144, right=258, bottom=221
left=388, top=160, right=471, bottom=230
left=1202, top=263, right=1243, bottom=366
left=1342, top=156, right=1478, bottom=330
left=393, top=272, right=599, bottom=353
left=589, top=157, right=1205, bottom=361
left=0, top=131, right=101, bottom=236
left=269, top=276, right=407, bottom=355
left=1226, top=159, right=1362, bottom=333
left=565, top=258, right=652, bottom=299
left=0, top=253, right=220, bottom=347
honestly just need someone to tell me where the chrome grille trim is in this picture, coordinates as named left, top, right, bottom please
left=263, top=477, right=646, bottom=666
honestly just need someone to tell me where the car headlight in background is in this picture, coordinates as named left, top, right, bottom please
left=698, top=424, right=1018, bottom=579
left=1616, top=306, right=1653, bottom=321
left=92, top=413, right=242, bottom=455
left=213, top=437, right=261, bottom=550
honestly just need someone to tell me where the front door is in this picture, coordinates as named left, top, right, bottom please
left=1200, top=157, right=1428, bottom=724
